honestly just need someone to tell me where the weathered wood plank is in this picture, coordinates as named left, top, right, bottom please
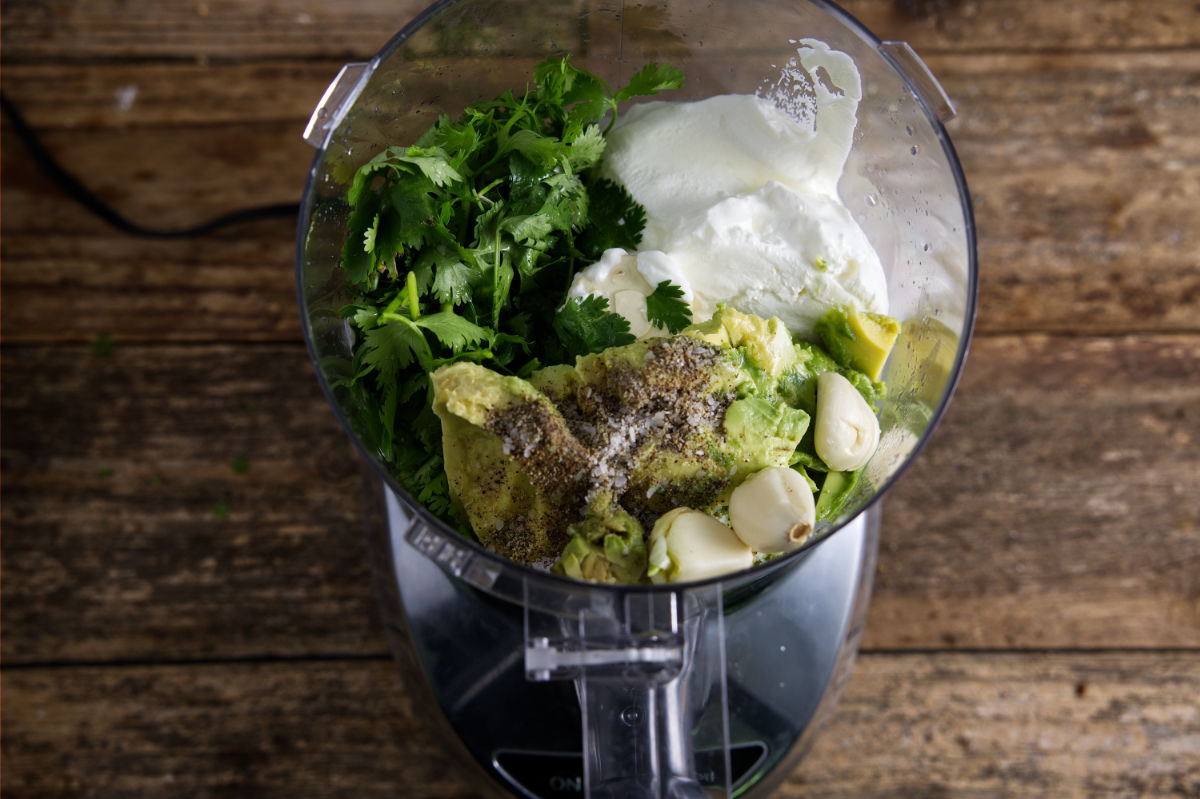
left=0, top=227, right=305, bottom=342
left=0, top=343, right=384, bottom=663
left=3, top=335, right=1198, bottom=663
left=0, top=659, right=471, bottom=799
left=798, top=652, right=1200, bottom=797
left=932, top=51, right=1200, bottom=335
left=2, top=0, right=1197, bottom=64
left=0, top=121, right=312, bottom=233
left=3, top=652, right=1198, bottom=798
left=0, top=61, right=350, bottom=129
left=3, top=48, right=1199, bottom=341
left=864, top=333, right=1200, bottom=650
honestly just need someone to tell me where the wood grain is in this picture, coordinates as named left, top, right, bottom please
left=799, top=652, right=1200, bottom=797
left=0, top=61, right=351, bottom=129
left=3, top=49, right=1198, bottom=342
left=937, top=51, right=1200, bottom=335
left=3, top=1, right=1199, bottom=794
left=3, top=652, right=1198, bottom=798
left=0, top=343, right=383, bottom=663
left=2, top=0, right=1197, bottom=63
left=865, top=333, right=1200, bottom=650
left=3, top=334, right=1197, bottom=664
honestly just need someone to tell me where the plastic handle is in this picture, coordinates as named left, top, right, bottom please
left=525, top=587, right=731, bottom=799
left=878, top=41, right=956, bottom=122
left=303, top=62, right=371, bottom=148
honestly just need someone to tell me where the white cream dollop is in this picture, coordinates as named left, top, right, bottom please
left=568, top=42, right=887, bottom=334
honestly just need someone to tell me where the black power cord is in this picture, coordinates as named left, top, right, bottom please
left=1, top=92, right=300, bottom=238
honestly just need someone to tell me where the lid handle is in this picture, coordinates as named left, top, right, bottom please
left=303, top=62, right=371, bottom=148
left=878, top=41, right=956, bottom=122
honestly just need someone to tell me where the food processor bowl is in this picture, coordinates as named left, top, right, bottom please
left=296, top=2, right=976, bottom=796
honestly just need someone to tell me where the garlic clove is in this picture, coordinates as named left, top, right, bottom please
left=728, top=466, right=816, bottom=553
left=814, top=371, right=880, bottom=472
left=648, top=507, right=753, bottom=584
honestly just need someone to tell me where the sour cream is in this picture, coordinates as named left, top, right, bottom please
left=568, top=40, right=887, bottom=335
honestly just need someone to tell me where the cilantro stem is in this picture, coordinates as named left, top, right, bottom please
left=475, top=177, right=504, bottom=205
left=406, top=271, right=420, bottom=320
left=492, top=229, right=503, bottom=329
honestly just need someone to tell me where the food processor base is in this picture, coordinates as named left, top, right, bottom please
left=373, top=485, right=879, bottom=799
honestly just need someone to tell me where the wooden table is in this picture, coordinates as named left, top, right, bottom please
left=3, top=1, right=1198, bottom=796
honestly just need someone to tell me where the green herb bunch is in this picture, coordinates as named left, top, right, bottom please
left=335, top=57, right=684, bottom=523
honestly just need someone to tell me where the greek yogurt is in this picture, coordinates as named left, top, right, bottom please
left=568, top=40, right=887, bottom=336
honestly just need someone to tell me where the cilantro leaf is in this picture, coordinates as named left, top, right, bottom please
left=553, top=295, right=636, bottom=359
left=567, top=124, right=606, bottom=168
left=504, top=213, right=556, bottom=246
left=362, top=317, right=430, bottom=380
left=500, top=129, right=567, bottom=166
left=616, top=63, right=686, bottom=103
left=431, top=116, right=479, bottom=155
left=414, top=311, right=494, bottom=352
left=347, top=155, right=392, bottom=207
left=391, top=147, right=463, bottom=187
left=385, top=179, right=436, bottom=249
left=90, top=331, right=114, bottom=358
left=417, top=246, right=474, bottom=306
left=362, top=213, right=380, bottom=254
left=342, top=187, right=384, bottom=284
left=576, top=179, right=645, bottom=260
left=432, top=260, right=473, bottom=306
left=645, top=280, right=692, bottom=334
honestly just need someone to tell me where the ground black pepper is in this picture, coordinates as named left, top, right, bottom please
left=481, top=336, right=736, bottom=563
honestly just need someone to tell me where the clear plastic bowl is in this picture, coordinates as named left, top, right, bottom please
left=296, top=2, right=976, bottom=796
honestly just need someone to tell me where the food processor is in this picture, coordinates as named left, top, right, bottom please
left=295, top=1, right=977, bottom=797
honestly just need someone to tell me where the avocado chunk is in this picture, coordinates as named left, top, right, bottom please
left=887, top=314, right=959, bottom=409
left=431, top=362, right=590, bottom=564
left=723, top=396, right=810, bottom=480
left=431, top=335, right=749, bottom=574
left=686, top=305, right=796, bottom=379
left=815, top=469, right=859, bottom=522
left=430, top=308, right=882, bottom=582
left=814, top=306, right=901, bottom=382
left=553, top=499, right=648, bottom=584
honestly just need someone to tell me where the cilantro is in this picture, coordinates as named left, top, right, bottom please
left=412, top=311, right=494, bottom=352
left=91, top=332, right=114, bottom=358
left=425, top=250, right=473, bottom=306
left=575, top=179, right=645, bottom=261
left=361, top=318, right=429, bottom=379
left=568, top=125, right=606, bottom=168
left=96, top=467, right=115, bottom=478
left=212, top=500, right=230, bottom=521
left=232, top=455, right=249, bottom=475
left=553, top=295, right=636, bottom=359
left=338, top=56, right=684, bottom=516
left=645, top=281, right=692, bottom=334
left=615, top=63, right=686, bottom=104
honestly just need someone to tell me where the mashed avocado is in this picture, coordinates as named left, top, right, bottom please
left=430, top=306, right=895, bottom=582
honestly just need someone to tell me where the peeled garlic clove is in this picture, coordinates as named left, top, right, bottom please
left=728, top=466, right=816, bottom=553
left=814, top=371, right=880, bottom=472
left=648, top=507, right=753, bottom=584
